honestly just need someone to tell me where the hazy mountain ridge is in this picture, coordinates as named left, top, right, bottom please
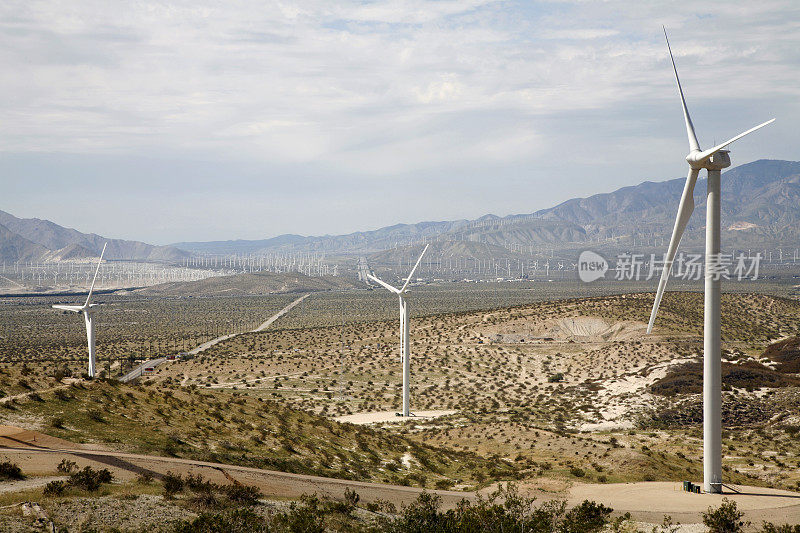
left=0, top=210, right=190, bottom=263
left=368, top=240, right=529, bottom=265
left=174, top=220, right=472, bottom=255
left=4, top=159, right=797, bottom=264
left=174, top=159, right=800, bottom=256
left=531, top=160, right=800, bottom=245
left=0, top=223, right=49, bottom=264
left=136, top=271, right=363, bottom=297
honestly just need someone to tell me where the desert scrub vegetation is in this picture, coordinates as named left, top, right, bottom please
left=43, top=465, right=114, bottom=495
left=172, top=484, right=769, bottom=533
left=0, top=292, right=297, bottom=368
left=650, top=360, right=800, bottom=397
left=9, top=379, right=515, bottom=488
left=638, top=390, right=800, bottom=490
left=141, top=290, right=800, bottom=490
left=170, top=484, right=617, bottom=533
left=5, top=289, right=800, bottom=492
left=161, top=471, right=262, bottom=508
left=169, top=292, right=800, bottom=421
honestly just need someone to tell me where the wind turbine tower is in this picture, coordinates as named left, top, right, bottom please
left=368, top=244, right=429, bottom=417
left=53, top=243, right=108, bottom=378
left=647, top=30, right=774, bottom=493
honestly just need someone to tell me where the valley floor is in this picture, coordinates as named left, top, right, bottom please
left=1, top=288, right=800, bottom=530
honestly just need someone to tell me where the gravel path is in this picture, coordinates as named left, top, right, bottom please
left=0, top=475, right=66, bottom=494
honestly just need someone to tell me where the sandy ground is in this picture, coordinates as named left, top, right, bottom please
left=335, top=410, right=457, bottom=425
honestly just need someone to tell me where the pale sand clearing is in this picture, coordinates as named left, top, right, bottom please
left=579, top=355, right=696, bottom=431
left=335, top=410, right=457, bottom=425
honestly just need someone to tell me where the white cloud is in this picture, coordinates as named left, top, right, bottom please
left=0, top=0, right=797, bottom=241
left=540, top=28, right=619, bottom=40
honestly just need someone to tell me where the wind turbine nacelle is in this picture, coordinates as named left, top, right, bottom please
left=686, top=149, right=731, bottom=170
left=705, top=150, right=731, bottom=170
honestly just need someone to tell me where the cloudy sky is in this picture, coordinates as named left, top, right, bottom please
left=1, top=1, right=797, bottom=244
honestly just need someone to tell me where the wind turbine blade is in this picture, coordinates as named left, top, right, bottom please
left=85, top=242, right=107, bottom=306
left=367, top=273, right=401, bottom=294
left=664, top=27, right=700, bottom=153
left=694, top=119, right=775, bottom=162
left=53, top=304, right=83, bottom=312
left=401, top=244, right=429, bottom=293
left=647, top=167, right=700, bottom=333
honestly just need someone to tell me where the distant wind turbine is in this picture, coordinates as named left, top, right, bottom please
left=647, top=29, right=774, bottom=494
left=53, top=243, right=107, bottom=378
left=368, top=244, right=429, bottom=417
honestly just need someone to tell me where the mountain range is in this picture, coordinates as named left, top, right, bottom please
left=2, top=159, right=798, bottom=265
left=136, top=271, right=363, bottom=297
left=0, top=210, right=188, bottom=264
left=175, top=159, right=800, bottom=257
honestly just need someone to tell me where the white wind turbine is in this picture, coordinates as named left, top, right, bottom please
left=53, top=243, right=107, bottom=378
left=648, top=30, right=774, bottom=494
left=368, top=244, right=429, bottom=417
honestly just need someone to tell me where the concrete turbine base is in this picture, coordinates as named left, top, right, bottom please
left=567, top=482, right=800, bottom=524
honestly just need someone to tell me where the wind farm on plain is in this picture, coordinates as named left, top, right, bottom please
left=2, top=7, right=800, bottom=533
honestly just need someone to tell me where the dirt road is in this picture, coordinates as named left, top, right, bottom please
left=188, top=294, right=308, bottom=355
left=3, top=444, right=800, bottom=523
left=252, top=293, right=309, bottom=332
left=0, top=445, right=479, bottom=509
left=119, top=357, right=166, bottom=382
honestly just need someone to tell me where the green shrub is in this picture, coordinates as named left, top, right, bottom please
left=760, top=523, right=800, bottom=533
left=87, top=409, right=105, bottom=423
left=273, top=497, right=327, bottom=533
left=163, top=471, right=185, bottom=498
left=561, top=500, right=613, bottom=533
left=0, top=461, right=24, bottom=480
left=570, top=466, right=586, bottom=478
left=323, top=487, right=360, bottom=516
left=43, top=480, right=66, bottom=496
left=223, top=483, right=262, bottom=505
left=68, top=466, right=113, bottom=492
left=57, top=459, right=77, bottom=474
left=172, top=508, right=271, bottom=533
left=703, top=498, right=748, bottom=533
left=170, top=481, right=616, bottom=533
left=379, top=484, right=612, bottom=533
left=54, top=389, right=71, bottom=402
